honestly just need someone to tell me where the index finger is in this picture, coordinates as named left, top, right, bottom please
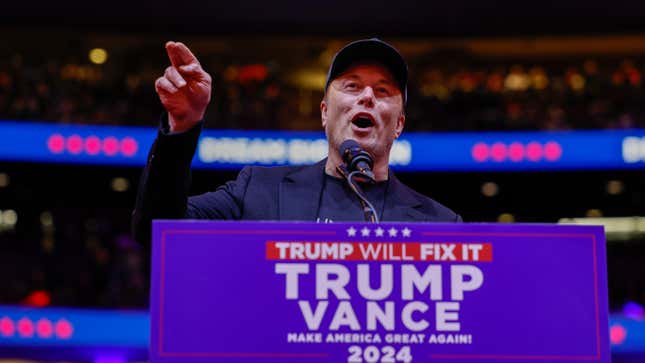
left=165, top=41, right=200, bottom=67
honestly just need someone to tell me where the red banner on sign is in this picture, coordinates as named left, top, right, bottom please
left=266, top=242, right=493, bottom=262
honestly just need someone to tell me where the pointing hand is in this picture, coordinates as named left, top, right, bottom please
left=155, top=41, right=212, bottom=132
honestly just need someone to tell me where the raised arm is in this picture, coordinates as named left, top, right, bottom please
left=132, top=42, right=213, bottom=244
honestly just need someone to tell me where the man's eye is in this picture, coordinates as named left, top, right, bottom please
left=345, top=83, right=358, bottom=90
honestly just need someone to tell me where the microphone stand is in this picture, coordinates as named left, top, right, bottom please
left=336, top=165, right=380, bottom=223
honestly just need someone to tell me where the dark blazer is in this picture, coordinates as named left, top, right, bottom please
left=132, top=123, right=461, bottom=244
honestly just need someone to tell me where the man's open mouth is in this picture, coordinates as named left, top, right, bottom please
left=351, top=114, right=375, bottom=129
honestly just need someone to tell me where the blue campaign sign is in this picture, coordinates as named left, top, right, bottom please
left=1, top=120, right=645, bottom=171
left=150, top=221, right=610, bottom=363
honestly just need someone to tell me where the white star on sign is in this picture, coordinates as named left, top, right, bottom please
left=347, top=227, right=357, bottom=237
left=375, top=227, right=384, bottom=237
left=361, top=227, right=371, bottom=237
left=388, top=227, right=398, bottom=237
left=402, top=227, right=412, bottom=237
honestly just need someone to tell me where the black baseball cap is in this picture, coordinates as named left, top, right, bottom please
left=324, top=38, right=408, bottom=104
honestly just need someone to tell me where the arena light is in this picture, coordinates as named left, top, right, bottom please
left=0, top=316, right=14, bottom=337
left=39, top=211, right=53, bottom=228
left=55, top=319, right=73, bottom=339
left=110, top=177, right=130, bottom=192
left=607, top=180, right=624, bottom=195
left=16, top=318, right=33, bottom=338
left=622, top=136, right=645, bottom=163
left=47, top=134, right=139, bottom=157
left=610, top=324, right=628, bottom=345
left=36, top=318, right=54, bottom=338
left=569, top=73, right=586, bottom=91
left=23, top=290, right=52, bottom=308
left=0, top=173, right=8, bottom=188
left=472, top=141, right=562, bottom=163
left=481, top=182, right=499, bottom=197
left=89, top=48, right=108, bottom=65
left=2, top=210, right=17, bottom=227
left=0, top=316, right=73, bottom=339
left=497, top=213, right=515, bottom=223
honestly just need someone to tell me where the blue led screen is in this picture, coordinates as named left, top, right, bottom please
left=1, top=121, right=645, bottom=171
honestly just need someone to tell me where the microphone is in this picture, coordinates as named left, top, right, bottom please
left=339, top=139, right=375, bottom=182
left=337, top=139, right=379, bottom=222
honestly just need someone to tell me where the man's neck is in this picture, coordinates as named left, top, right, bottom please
left=325, top=151, right=389, bottom=181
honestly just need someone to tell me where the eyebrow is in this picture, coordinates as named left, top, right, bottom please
left=341, top=74, right=396, bottom=86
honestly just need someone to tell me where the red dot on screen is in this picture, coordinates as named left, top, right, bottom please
left=85, top=136, right=102, bottom=155
left=472, top=143, right=489, bottom=162
left=610, top=324, right=627, bottom=345
left=17, top=318, right=34, bottom=338
left=66, top=135, right=84, bottom=155
left=120, top=137, right=138, bottom=156
left=526, top=141, right=543, bottom=161
left=0, top=317, right=14, bottom=337
left=36, top=319, right=54, bottom=338
left=47, top=134, right=65, bottom=154
left=102, top=137, right=119, bottom=156
left=508, top=142, right=525, bottom=162
left=490, top=142, right=507, bottom=162
left=55, top=319, right=73, bottom=339
left=544, top=141, right=562, bottom=161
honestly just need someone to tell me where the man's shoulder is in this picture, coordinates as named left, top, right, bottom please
left=390, top=176, right=462, bottom=222
left=411, top=187, right=457, bottom=217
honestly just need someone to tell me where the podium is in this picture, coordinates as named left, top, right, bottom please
left=150, top=221, right=610, bottom=363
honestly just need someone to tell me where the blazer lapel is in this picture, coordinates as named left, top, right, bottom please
left=381, top=170, right=427, bottom=222
left=278, top=159, right=327, bottom=221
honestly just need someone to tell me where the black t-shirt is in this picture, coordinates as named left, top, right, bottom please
left=316, top=173, right=388, bottom=223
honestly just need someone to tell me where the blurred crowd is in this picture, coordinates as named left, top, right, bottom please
left=2, top=50, right=645, bottom=131
left=0, top=208, right=147, bottom=309
left=407, top=58, right=645, bottom=131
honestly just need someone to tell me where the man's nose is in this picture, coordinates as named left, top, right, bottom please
left=357, top=86, right=375, bottom=107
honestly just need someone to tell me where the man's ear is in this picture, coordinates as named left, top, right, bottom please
left=394, top=113, right=405, bottom=138
left=320, top=99, right=328, bottom=128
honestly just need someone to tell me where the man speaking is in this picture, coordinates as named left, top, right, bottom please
left=132, top=38, right=461, bottom=243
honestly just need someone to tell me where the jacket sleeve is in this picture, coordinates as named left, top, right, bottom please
left=131, top=116, right=255, bottom=245
left=131, top=116, right=202, bottom=245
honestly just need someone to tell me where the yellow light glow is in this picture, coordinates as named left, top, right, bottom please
left=481, top=182, right=499, bottom=197
left=607, top=180, right=624, bottom=195
left=40, top=211, right=54, bottom=227
left=111, top=177, right=129, bottom=192
left=0, top=173, right=8, bottom=188
left=89, top=48, right=108, bottom=65
left=2, top=210, right=17, bottom=226
left=570, top=74, right=586, bottom=91
left=497, top=213, right=515, bottom=223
